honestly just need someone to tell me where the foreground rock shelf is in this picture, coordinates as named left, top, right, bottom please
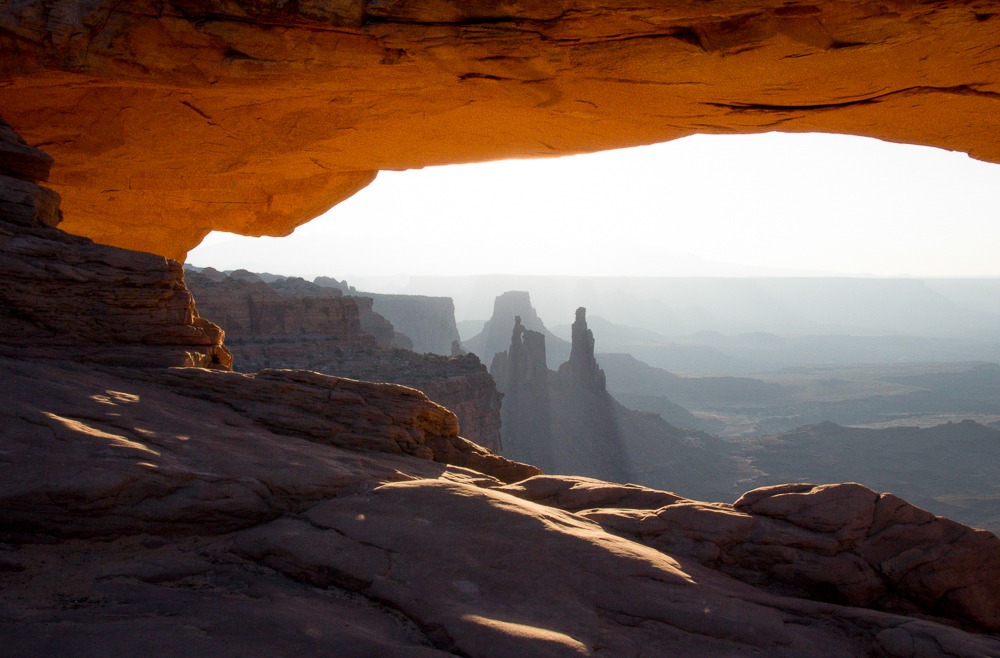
left=3, top=350, right=1000, bottom=656
left=2, top=0, right=1000, bottom=257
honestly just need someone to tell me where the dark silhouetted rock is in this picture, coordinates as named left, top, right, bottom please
left=363, top=293, right=461, bottom=355
left=467, top=291, right=570, bottom=368
left=491, top=316, right=555, bottom=471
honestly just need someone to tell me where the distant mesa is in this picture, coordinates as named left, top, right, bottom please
left=184, top=269, right=379, bottom=347
left=465, top=291, right=570, bottom=369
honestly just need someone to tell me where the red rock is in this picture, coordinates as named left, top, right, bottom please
left=3, top=1, right=1000, bottom=258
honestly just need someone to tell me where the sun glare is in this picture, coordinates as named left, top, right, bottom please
left=188, top=133, right=1000, bottom=280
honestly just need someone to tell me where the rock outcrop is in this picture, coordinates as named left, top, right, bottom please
left=492, top=306, right=741, bottom=499
left=363, top=293, right=462, bottom=355
left=307, top=349, right=504, bottom=454
left=490, top=316, right=555, bottom=470
left=4, top=0, right=1000, bottom=258
left=728, top=419, right=1000, bottom=534
left=549, top=308, right=631, bottom=483
left=184, top=269, right=377, bottom=347
left=5, top=120, right=1000, bottom=657
left=574, top=480, right=1000, bottom=634
left=3, top=353, right=1000, bottom=656
left=186, top=269, right=501, bottom=450
left=0, top=126, right=230, bottom=370
left=467, top=291, right=570, bottom=369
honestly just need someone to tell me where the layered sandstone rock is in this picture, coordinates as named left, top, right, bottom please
left=3, top=157, right=1000, bottom=653
left=304, top=348, right=504, bottom=454
left=4, top=0, right=1000, bottom=258
left=184, top=269, right=377, bottom=346
left=406, top=368, right=504, bottom=455
left=362, top=293, right=462, bottom=356
left=185, top=269, right=501, bottom=449
left=0, top=126, right=230, bottom=369
left=3, top=353, right=1000, bottom=656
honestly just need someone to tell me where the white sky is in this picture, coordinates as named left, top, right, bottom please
left=188, top=132, right=1000, bottom=281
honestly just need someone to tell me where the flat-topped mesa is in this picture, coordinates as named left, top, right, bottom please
left=560, top=307, right=607, bottom=391
left=361, top=293, right=460, bottom=355
left=467, top=291, right=570, bottom=368
left=184, top=269, right=377, bottom=347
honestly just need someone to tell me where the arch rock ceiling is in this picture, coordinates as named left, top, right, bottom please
left=2, top=0, right=999, bottom=260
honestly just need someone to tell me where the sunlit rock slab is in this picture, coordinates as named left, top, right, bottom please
left=2, top=353, right=1000, bottom=656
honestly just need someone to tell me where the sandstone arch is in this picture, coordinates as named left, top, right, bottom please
left=2, top=0, right=998, bottom=259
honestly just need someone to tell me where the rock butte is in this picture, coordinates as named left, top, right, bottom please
left=2, top=0, right=1000, bottom=258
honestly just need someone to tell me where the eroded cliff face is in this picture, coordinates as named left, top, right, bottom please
left=364, top=293, right=462, bottom=356
left=4, top=0, right=1000, bottom=258
left=307, top=349, right=504, bottom=454
left=182, top=269, right=502, bottom=450
left=184, top=269, right=376, bottom=346
left=0, top=125, right=231, bottom=369
left=491, top=315, right=555, bottom=470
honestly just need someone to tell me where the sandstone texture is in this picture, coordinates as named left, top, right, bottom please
left=184, top=267, right=502, bottom=452
left=577, top=481, right=1000, bottom=634
left=4, top=124, right=1000, bottom=657
left=184, top=268, right=378, bottom=346
left=0, top=128, right=230, bottom=370
left=3, top=352, right=1000, bottom=656
left=8, top=0, right=997, bottom=258
left=284, top=347, right=505, bottom=455
left=2, top=220, right=1000, bottom=655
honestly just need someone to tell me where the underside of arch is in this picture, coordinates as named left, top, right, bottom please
left=1, top=0, right=998, bottom=260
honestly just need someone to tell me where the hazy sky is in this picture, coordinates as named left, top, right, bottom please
left=188, top=132, right=1000, bottom=283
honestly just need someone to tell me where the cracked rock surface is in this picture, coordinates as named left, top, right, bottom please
left=3, top=351, right=1000, bottom=657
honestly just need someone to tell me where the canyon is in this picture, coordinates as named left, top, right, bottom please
left=183, top=267, right=502, bottom=453
left=4, top=1, right=1000, bottom=654
left=5, top=119, right=1000, bottom=657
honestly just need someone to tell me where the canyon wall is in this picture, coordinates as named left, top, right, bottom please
left=185, top=269, right=376, bottom=346
left=0, top=126, right=230, bottom=369
left=364, top=293, right=462, bottom=355
left=185, top=269, right=500, bottom=450
left=309, top=349, right=504, bottom=454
